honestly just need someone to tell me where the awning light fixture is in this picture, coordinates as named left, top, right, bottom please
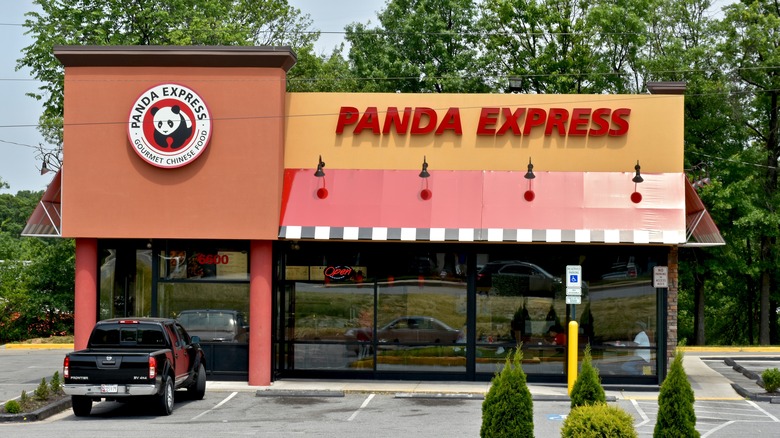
left=315, top=155, right=328, bottom=199
left=524, top=157, right=535, bottom=202
left=631, top=160, right=643, bottom=203
left=314, top=155, right=325, bottom=177
left=420, top=156, right=432, bottom=200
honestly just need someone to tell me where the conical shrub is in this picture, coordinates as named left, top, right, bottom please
left=653, top=348, right=699, bottom=437
left=481, top=348, right=534, bottom=437
left=570, top=344, right=606, bottom=408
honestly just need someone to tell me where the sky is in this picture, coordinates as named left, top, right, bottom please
left=0, top=0, right=385, bottom=195
left=0, top=0, right=731, bottom=196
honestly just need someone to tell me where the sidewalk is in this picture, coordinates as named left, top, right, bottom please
left=205, top=348, right=780, bottom=402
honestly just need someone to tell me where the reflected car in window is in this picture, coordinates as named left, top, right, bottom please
left=176, top=309, right=248, bottom=343
left=346, top=316, right=462, bottom=344
left=476, top=260, right=562, bottom=296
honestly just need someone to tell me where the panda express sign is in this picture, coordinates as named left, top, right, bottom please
left=336, top=106, right=631, bottom=137
left=127, top=84, right=212, bottom=168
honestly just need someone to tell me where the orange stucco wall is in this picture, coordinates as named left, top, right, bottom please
left=61, top=66, right=286, bottom=239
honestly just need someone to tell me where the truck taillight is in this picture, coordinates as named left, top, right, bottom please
left=149, top=357, right=157, bottom=379
left=63, top=356, right=70, bottom=379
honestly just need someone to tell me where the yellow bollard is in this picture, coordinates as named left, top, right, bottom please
left=567, top=320, right=579, bottom=395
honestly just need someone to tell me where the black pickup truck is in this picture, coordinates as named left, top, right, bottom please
left=63, top=318, right=207, bottom=417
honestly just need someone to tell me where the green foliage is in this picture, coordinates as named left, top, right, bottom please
left=19, top=390, right=30, bottom=409
left=19, top=0, right=318, bottom=144
left=34, top=377, right=50, bottom=401
left=480, top=348, right=534, bottom=437
left=561, top=403, right=637, bottom=438
left=3, top=399, right=22, bottom=414
left=50, top=371, right=63, bottom=395
left=570, top=345, right=606, bottom=408
left=345, top=0, right=489, bottom=93
left=761, top=368, right=780, bottom=393
left=654, top=349, right=699, bottom=438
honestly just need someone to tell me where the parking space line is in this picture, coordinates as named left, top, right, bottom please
left=745, top=400, right=780, bottom=422
left=347, top=393, right=375, bottom=422
left=191, top=391, right=237, bottom=421
left=701, top=420, right=735, bottom=437
left=630, top=399, right=651, bottom=428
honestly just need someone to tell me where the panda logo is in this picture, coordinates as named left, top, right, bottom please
left=127, top=83, right=212, bottom=169
left=151, top=105, right=193, bottom=150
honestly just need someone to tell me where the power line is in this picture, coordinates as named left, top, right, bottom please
left=0, top=138, right=41, bottom=149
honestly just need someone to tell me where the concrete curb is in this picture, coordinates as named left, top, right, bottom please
left=396, top=392, right=485, bottom=400
left=255, top=389, right=345, bottom=398
left=0, top=396, right=71, bottom=423
left=725, top=358, right=780, bottom=403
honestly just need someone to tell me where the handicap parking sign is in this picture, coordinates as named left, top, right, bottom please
left=566, top=265, right=582, bottom=288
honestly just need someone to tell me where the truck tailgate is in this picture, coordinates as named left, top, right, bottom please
left=68, top=349, right=167, bottom=385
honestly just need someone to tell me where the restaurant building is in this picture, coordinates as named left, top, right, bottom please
left=24, top=46, right=723, bottom=386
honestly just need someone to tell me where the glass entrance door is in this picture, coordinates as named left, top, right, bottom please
left=98, top=243, right=152, bottom=319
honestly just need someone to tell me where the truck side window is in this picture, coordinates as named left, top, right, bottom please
left=175, top=324, right=190, bottom=345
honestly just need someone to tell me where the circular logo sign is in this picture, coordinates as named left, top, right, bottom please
left=127, top=84, right=212, bottom=168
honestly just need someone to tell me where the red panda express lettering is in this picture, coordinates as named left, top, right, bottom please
left=335, top=106, right=631, bottom=137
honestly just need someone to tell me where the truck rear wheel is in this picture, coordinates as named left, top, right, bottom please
left=71, top=395, right=92, bottom=417
left=187, top=363, right=206, bottom=400
left=156, top=376, right=174, bottom=416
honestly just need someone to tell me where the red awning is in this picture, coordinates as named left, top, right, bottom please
left=279, top=169, right=698, bottom=245
left=22, top=169, right=62, bottom=237
left=683, top=179, right=725, bottom=247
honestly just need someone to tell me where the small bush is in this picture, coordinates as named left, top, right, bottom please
left=50, top=371, right=63, bottom=395
left=653, top=348, right=699, bottom=437
left=481, top=348, right=534, bottom=437
left=570, top=345, right=606, bottom=408
left=19, top=390, right=30, bottom=409
left=34, top=377, right=50, bottom=401
left=561, top=403, right=637, bottom=438
left=4, top=400, right=22, bottom=414
left=761, top=368, right=780, bottom=393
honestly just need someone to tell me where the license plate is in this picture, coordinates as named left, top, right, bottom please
left=100, top=384, right=118, bottom=394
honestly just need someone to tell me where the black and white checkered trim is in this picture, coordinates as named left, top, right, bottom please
left=279, top=226, right=684, bottom=244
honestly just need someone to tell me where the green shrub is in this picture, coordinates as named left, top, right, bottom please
left=654, top=348, right=699, bottom=438
left=570, top=345, right=606, bottom=408
left=50, top=371, right=63, bottom=395
left=761, top=368, right=780, bottom=393
left=481, top=348, right=534, bottom=437
left=19, top=390, right=30, bottom=409
left=4, top=399, right=22, bottom=414
left=34, top=377, right=50, bottom=401
left=561, top=403, right=637, bottom=438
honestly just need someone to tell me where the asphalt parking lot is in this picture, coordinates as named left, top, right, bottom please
left=2, top=347, right=780, bottom=437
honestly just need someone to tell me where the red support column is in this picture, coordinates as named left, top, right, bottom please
left=74, top=238, right=98, bottom=350
left=249, top=240, right=273, bottom=386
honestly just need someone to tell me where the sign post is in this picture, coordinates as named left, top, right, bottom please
left=565, top=265, right=582, bottom=394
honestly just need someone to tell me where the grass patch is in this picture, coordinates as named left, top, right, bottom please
left=10, top=336, right=74, bottom=345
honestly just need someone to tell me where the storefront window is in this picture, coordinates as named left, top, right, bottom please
left=374, top=279, right=467, bottom=373
left=157, top=242, right=250, bottom=344
left=159, top=247, right=249, bottom=281
left=276, top=242, right=663, bottom=381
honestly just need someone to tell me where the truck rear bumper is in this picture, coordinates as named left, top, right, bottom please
left=64, top=384, right=158, bottom=397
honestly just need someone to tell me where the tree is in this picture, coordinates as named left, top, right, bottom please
left=345, top=0, right=490, bottom=93
left=480, top=348, right=534, bottom=437
left=654, top=348, right=699, bottom=437
left=717, top=0, right=780, bottom=345
left=570, top=345, right=606, bottom=408
left=479, top=0, right=652, bottom=94
left=17, top=0, right=318, bottom=147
